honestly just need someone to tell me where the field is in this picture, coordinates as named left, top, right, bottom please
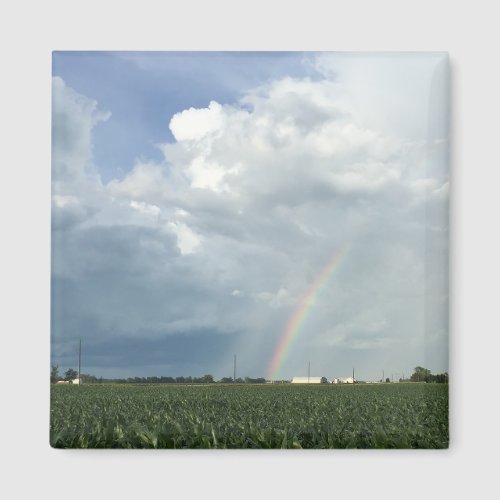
left=50, top=383, right=448, bottom=449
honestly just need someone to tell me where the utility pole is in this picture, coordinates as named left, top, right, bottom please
left=78, top=339, right=81, bottom=385
left=352, top=367, right=355, bottom=383
left=308, top=361, right=310, bottom=384
left=233, top=354, right=236, bottom=383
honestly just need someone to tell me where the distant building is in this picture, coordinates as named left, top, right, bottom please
left=55, top=379, right=81, bottom=385
left=332, top=377, right=356, bottom=384
left=291, top=377, right=326, bottom=384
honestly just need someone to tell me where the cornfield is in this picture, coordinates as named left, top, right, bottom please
left=50, top=383, right=448, bottom=449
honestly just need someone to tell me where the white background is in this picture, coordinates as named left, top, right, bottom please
left=1, top=1, right=499, bottom=498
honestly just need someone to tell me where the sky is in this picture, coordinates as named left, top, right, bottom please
left=51, top=51, right=449, bottom=382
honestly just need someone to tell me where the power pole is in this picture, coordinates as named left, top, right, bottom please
left=233, top=354, right=236, bottom=383
left=78, top=339, right=81, bottom=385
left=352, top=367, right=355, bottom=383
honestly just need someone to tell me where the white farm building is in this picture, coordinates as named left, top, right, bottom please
left=55, top=378, right=81, bottom=385
left=331, top=377, right=356, bottom=384
left=291, top=377, right=326, bottom=384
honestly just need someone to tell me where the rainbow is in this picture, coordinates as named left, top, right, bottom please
left=266, top=246, right=349, bottom=380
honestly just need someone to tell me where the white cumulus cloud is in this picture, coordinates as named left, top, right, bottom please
left=169, top=100, right=226, bottom=142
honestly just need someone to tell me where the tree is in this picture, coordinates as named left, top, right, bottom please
left=80, top=373, right=98, bottom=384
left=385, top=377, right=390, bottom=383
left=410, top=366, right=431, bottom=383
left=244, top=377, right=267, bottom=384
left=64, top=368, right=78, bottom=382
left=321, top=377, right=328, bottom=384
left=50, top=365, right=60, bottom=383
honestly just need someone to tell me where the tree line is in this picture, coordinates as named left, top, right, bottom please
left=398, top=366, right=449, bottom=384
left=102, top=376, right=269, bottom=384
left=50, top=365, right=266, bottom=384
left=51, top=364, right=448, bottom=385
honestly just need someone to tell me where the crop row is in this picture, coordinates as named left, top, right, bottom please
left=50, top=383, right=448, bottom=449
